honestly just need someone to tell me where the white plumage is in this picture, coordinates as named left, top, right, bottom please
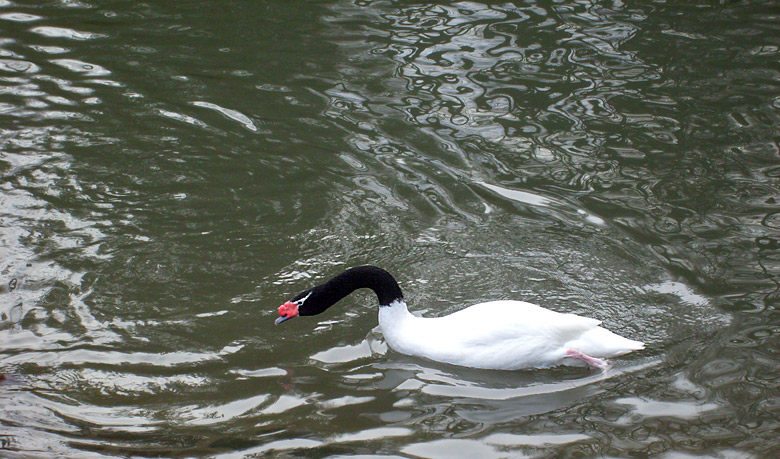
left=379, top=300, right=644, bottom=370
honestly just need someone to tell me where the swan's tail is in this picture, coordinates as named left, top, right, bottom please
left=566, top=326, right=645, bottom=358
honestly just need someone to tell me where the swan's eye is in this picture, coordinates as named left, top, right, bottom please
left=293, top=291, right=313, bottom=307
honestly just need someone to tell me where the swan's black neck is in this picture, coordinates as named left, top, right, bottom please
left=296, top=266, right=404, bottom=316
left=324, top=266, right=403, bottom=307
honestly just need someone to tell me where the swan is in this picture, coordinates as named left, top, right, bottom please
left=274, top=266, right=644, bottom=370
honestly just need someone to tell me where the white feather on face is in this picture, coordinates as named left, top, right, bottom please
left=294, top=290, right=312, bottom=306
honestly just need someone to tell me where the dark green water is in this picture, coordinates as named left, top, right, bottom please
left=1, top=0, right=779, bottom=457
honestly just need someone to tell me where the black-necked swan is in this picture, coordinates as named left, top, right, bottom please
left=274, top=266, right=644, bottom=370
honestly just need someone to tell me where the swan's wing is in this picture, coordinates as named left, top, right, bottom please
left=417, top=301, right=601, bottom=352
left=443, top=300, right=599, bottom=328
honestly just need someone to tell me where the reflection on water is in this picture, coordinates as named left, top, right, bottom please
left=2, top=0, right=780, bottom=457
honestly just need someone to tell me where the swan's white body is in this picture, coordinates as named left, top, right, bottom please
left=378, top=299, right=644, bottom=370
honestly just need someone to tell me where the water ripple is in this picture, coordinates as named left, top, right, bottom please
left=30, top=26, right=105, bottom=41
left=50, top=58, right=110, bottom=77
left=2, top=0, right=780, bottom=457
left=191, top=101, right=259, bottom=132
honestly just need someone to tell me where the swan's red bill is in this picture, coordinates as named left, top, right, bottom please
left=275, top=301, right=299, bottom=325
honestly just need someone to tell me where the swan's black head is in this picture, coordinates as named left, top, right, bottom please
left=274, top=266, right=404, bottom=325
left=275, top=284, right=337, bottom=324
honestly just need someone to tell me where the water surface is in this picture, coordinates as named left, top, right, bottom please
left=1, top=0, right=779, bottom=457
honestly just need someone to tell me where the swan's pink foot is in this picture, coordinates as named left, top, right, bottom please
left=567, top=349, right=609, bottom=370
